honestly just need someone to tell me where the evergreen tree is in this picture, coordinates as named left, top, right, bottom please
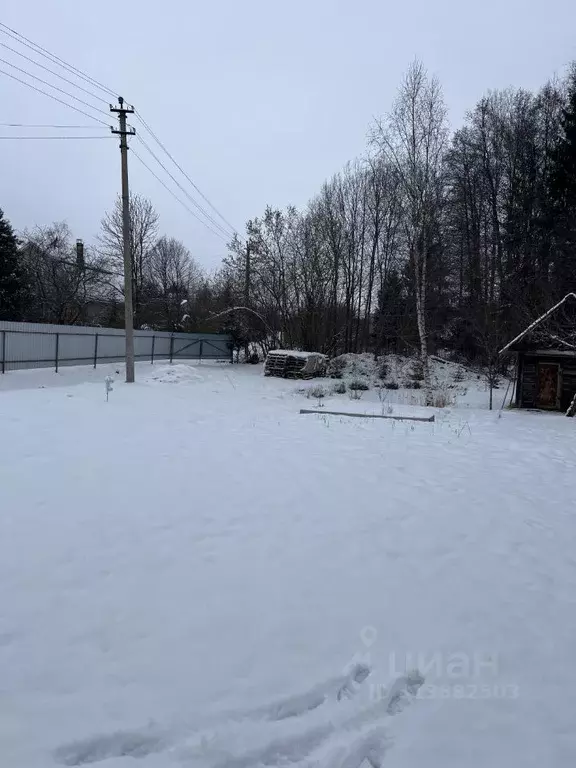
left=548, top=69, right=576, bottom=293
left=0, top=208, right=28, bottom=321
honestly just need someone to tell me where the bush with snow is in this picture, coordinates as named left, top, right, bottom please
left=332, top=381, right=347, bottom=395
left=428, top=386, right=456, bottom=408
left=453, top=367, right=466, bottom=383
left=377, top=361, right=389, bottom=380
left=327, top=356, right=347, bottom=379
left=308, top=384, right=328, bottom=403
left=409, top=360, right=425, bottom=382
left=348, top=379, right=369, bottom=400
left=349, top=379, right=370, bottom=392
left=328, top=353, right=377, bottom=380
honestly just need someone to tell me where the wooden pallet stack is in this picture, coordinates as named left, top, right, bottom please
left=264, top=350, right=327, bottom=379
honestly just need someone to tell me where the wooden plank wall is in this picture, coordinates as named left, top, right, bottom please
left=520, top=357, right=538, bottom=407
left=561, top=361, right=576, bottom=411
left=519, top=354, right=576, bottom=410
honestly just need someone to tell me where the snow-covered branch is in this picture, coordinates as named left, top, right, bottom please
left=206, top=306, right=274, bottom=335
left=499, top=293, right=576, bottom=354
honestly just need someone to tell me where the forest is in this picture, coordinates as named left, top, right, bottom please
left=2, top=60, right=576, bottom=375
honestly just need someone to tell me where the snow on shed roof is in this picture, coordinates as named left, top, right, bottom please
left=499, top=293, right=576, bottom=355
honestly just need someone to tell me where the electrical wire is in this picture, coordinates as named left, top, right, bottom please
left=0, top=56, right=111, bottom=120
left=1, top=22, right=240, bottom=243
left=131, top=146, right=229, bottom=243
left=0, top=21, right=117, bottom=98
left=0, top=40, right=109, bottom=104
left=0, top=123, right=106, bottom=128
left=0, top=23, right=240, bottom=245
left=0, top=135, right=113, bottom=139
left=136, top=134, right=233, bottom=240
left=135, top=110, right=238, bottom=236
left=0, top=67, right=111, bottom=126
left=134, top=134, right=234, bottom=241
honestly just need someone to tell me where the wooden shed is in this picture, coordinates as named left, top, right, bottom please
left=510, top=348, right=576, bottom=411
left=500, top=294, right=576, bottom=414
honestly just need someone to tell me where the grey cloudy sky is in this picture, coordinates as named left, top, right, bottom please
left=2, top=0, right=575, bottom=270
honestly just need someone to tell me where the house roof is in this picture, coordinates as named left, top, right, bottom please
left=499, top=293, right=576, bottom=355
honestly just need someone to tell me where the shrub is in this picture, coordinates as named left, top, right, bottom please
left=308, top=384, right=327, bottom=400
left=384, top=380, right=399, bottom=390
left=349, top=379, right=370, bottom=392
left=377, top=361, right=389, bottom=380
left=332, top=381, right=347, bottom=395
left=327, top=356, right=346, bottom=379
left=453, top=367, right=466, bottom=382
left=405, top=380, right=422, bottom=390
left=409, top=360, right=425, bottom=381
left=431, top=391, right=452, bottom=408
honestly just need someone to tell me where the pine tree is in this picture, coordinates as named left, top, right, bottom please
left=0, top=208, right=28, bottom=320
left=547, top=68, right=576, bottom=293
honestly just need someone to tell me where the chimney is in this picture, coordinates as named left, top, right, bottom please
left=76, top=239, right=85, bottom=269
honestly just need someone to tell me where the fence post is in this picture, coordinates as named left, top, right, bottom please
left=93, top=333, right=99, bottom=369
left=151, top=335, right=155, bottom=364
left=55, top=333, right=60, bottom=373
left=1, top=330, right=5, bottom=374
left=169, top=334, right=174, bottom=364
left=199, top=340, right=203, bottom=361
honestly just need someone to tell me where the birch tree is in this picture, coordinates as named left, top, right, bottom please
left=371, top=60, right=448, bottom=399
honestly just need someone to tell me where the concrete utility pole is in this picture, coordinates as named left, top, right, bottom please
left=244, top=241, right=251, bottom=308
left=244, top=241, right=251, bottom=360
left=110, top=97, right=136, bottom=383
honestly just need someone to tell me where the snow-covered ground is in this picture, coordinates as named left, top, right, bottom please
left=1, top=360, right=575, bottom=767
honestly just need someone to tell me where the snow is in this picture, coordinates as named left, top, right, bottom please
left=1, top=360, right=576, bottom=767
left=268, top=349, right=327, bottom=359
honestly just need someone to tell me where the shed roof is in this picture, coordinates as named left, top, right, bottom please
left=499, top=293, right=576, bottom=355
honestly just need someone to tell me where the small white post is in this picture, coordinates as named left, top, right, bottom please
left=105, top=375, right=114, bottom=402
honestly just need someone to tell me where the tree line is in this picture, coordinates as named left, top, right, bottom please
left=0, top=194, right=213, bottom=331
left=223, top=60, right=576, bottom=375
left=2, top=59, right=576, bottom=370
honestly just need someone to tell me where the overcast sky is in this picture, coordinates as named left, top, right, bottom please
left=2, top=0, right=575, bottom=270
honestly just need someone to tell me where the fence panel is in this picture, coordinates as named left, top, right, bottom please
left=94, top=333, right=126, bottom=366
left=4, top=329, right=57, bottom=371
left=0, top=321, right=232, bottom=373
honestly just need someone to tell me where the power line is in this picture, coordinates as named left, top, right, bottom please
left=0, top=122, right=106, bottom=128
left=0, top=67, right=111, bottom=126
left=0, top=21, right=117, bottom=98
left=0, top=56, right=111, bottom=120
left=136, top=133, right=233, bottom=240
left=0, top=22, right=240, bottom=245
left=135, top=110, right=238, bottom=236
left=0, top=40, right=109, bottom=105
left=131, top=146, right=229, bottom=242
left=0, top=135, right=113, bottom=140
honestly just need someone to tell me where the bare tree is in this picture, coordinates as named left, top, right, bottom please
left=99, top=193, right=159, bottom=326
left=20, top=222, right=110, bottom=325
left=371, top=60, right=448, bottom=400
left=148, top=236, right=202, bottom=329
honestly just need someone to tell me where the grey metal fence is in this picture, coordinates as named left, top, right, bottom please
left=0, top=321, right=233, bottom=373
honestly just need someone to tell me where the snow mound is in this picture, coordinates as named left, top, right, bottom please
left=146, top=364, right=204, bottom=385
